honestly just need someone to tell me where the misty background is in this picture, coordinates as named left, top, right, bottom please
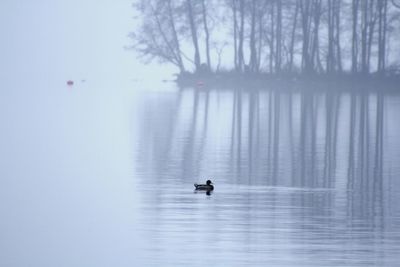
left=132, top=0, right=400, bottom=75
left=0, top=0, right=175, bottom=86
left=1, top=1, right=400, bottom=267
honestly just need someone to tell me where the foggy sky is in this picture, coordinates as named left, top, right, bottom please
left=0, top=0, right=175, bottom=86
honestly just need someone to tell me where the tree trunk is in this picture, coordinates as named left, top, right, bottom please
left=300, top=0, right=312, bottom=74
left=366, top=0, right=377, bottom=72
left=269, top=1, right=275, bottom=73
left=361, top=0, right=368, bottom=74
left=352, top=0, right=359, bottom=73
left=311, top=0, right=322, bottom=73
left=186, top=0, right=201, bottom=71
left=232, top=0, right=238, bottom=70
left=335, top=0, right=343, bottom=72
left=289, top=1, right=299, bottom=73
left=249, top=0, right=257, bottom=72
left=238, top=0, right=245, bottom=72
left=201, top=0, right=211, bottom=71
left=256, top=5, right=265, bottom=71
left=378, top=0, right=388, bottom=73
left=275, top=0, right=282, bottom=73
left=327, top=0, right=334, bottom=73
left=167, top=0, right=185, bottom=72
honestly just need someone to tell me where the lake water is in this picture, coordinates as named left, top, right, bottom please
left=1, top=81, right=400, bottom=266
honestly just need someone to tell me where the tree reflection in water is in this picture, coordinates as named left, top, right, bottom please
left=134, top=87, right=399, bottom=231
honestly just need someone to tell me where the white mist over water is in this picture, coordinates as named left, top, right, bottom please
left=0, top=1, right=169, bottom=266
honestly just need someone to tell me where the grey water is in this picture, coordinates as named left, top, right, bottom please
left=1, top=82, right=400, bottom=266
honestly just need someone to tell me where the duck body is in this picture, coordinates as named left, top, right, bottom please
left=194, top=180, right=214, bottom=191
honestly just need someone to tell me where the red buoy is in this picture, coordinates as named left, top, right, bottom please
left=67, top=80, right=74, bottom=86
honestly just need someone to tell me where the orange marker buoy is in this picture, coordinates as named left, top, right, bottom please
left=67, top=80, right=74, bottom=86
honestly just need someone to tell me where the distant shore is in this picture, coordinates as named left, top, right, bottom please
left=176, top=71, right=400, bottom=92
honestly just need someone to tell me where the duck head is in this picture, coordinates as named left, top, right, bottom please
left=206, top=180, right=213, bottom=185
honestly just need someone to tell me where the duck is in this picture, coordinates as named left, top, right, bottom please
left=194, top=180, right=214, bottom=191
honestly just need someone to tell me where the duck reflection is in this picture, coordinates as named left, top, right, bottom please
left=193, top=189, right=213, bottom=196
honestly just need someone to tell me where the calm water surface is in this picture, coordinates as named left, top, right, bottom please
left=1, top=82, right=400, bottom=266
left=132, top=86, right=400, bottom=267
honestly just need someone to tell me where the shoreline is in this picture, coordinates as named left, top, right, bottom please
left=175, top=72, right=400, bottom=92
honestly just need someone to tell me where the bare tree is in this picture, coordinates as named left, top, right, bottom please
left=238, top=0, right=245, bottom=72
left=132, top=0, right=400, bottom=77
left=201, top=0, right=212, bottom=71
left=230, top=0, right=239, bottom=70
left=249, top=0, right=257, bottom=72
left=186, top=0, right=202, bottom=72
left=352, top=0, right=360, bottom=73
left=131, top=0, right=186, bottom=72
left=300, top=0, right=313, bottom=73
left=288, top=1, right=299, bottom=73
left=275, top=0, right=283, bottom=73
left=378, top=0, right=389, bottom=73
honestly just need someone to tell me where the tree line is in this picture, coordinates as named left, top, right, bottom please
left=131, top=0, right=400, bottom=76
